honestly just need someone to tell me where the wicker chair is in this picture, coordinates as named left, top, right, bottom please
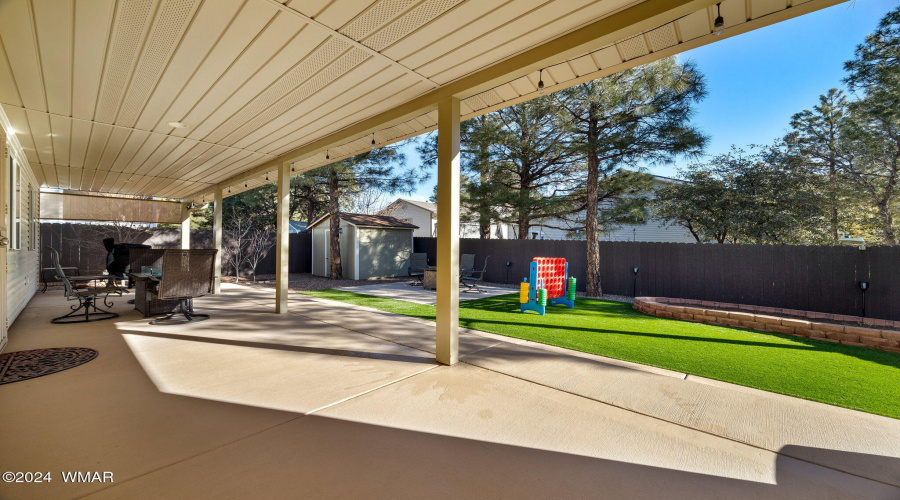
left=47, top=247, right=122, bottom=323
left=151, top=249, right=217, bottom=325
left=129, top=248, right=166, bottom=278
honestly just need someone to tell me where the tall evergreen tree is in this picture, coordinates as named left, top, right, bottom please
left=556, top=57, right=707, bottom=296
left=786, top=89, right=855, bottom=242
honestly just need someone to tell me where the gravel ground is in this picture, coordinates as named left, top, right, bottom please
left=232, top=273, right=634, bottom=303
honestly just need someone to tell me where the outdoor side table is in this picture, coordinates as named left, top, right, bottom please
left=129, top=273, right=182, bottom=317
left=423, top=267, right=437, bottom=290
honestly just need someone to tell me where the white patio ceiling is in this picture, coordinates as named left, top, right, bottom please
left=0, top=0, right=843, bottom=204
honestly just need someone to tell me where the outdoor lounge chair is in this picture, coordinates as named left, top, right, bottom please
left=151, top=249, right=217, bottom=325
left=47, top=247, right=123, bottom=324
left=461, top=255, right=490, bottom=292
left=408, top=253, right=428, bottom=286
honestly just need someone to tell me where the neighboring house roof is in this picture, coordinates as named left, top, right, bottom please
left=308, top=213, right=419, bottom=230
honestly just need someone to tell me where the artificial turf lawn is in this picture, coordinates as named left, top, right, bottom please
left=302, top=289, right=900, bottom=419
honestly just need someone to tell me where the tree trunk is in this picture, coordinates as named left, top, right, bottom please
left=328, top=169, right=343, bottom=279
left=479, top=217, right=491, bottom=239
left=306, top=190, right=318, bottom=226
left=517, top=217, right=529, bottom=240
left=584, top=116, right=602, bottom=297
left=877, top=200, right=896, bottom=245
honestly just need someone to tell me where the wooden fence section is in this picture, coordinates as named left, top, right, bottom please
left=41, top=223, right=311, bottom=277
left=414, top=238, right=900, bottom=321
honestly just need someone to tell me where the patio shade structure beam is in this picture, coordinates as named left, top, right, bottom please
left=275, top=162, right=290, bottom=313
left=213, top=186, right=223, bottom=294
left=436, top=97, right=461, bottom=366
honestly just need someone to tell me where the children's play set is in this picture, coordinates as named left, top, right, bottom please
left=519, top=257, right=576, bottom=315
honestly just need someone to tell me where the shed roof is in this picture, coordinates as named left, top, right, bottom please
left=309, top=213, right=419, bottom=230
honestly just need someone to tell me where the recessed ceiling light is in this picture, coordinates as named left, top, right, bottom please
left=167, top=121, right=189, bottom=128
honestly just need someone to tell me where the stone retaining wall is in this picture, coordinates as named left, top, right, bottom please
left=633, top=297, right=900, bottom=354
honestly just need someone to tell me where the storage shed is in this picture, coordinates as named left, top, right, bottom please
left=309, top=213, right=418, bottom=280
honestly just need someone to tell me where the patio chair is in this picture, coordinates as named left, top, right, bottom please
left=461, top=255, right=490, bottom=293
left=151, top=249, right=217, bottom=325
left=460, top=254, right=476, bottom=275
left=47, top=247, right=123, bottom=324
left=408, top=253, right=428, bottom=286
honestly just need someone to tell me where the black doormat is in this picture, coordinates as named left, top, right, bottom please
left=0, top=347, right=98, bottom=385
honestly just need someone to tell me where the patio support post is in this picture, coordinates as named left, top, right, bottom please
left=275, top=161, right=290, bottom=314
left=436, top=96, right=460, bottom=365
left=180, top=202, right=190, bottom=249
left=213, top=186, right=223, bottom=293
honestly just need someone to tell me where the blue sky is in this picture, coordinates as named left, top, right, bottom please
left=402, top=0, right=894, bottom=200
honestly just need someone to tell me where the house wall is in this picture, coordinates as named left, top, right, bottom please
left=3, top=113, right=40, bottom=336
left=525, top=218, right=695, bottom=242
left=380, top=202, right=434, bottom=237
left=358, top=228, right=412, bottom=279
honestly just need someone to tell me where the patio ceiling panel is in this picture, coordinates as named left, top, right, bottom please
left=249, top=75, right=432, bottom=156
left=0, top=0, right=844, bottom=203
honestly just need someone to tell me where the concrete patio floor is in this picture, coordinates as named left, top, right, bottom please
left=1, top=284, right=899, bottom=499
left=335, top=280, right=513, bottom=305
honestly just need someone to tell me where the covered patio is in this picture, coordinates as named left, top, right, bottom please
left=1, top=0, right=894, bottom=497
left=2, top=285, right=899, bottom=498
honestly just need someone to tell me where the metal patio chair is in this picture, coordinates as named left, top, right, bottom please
left=461, top=255, right=490, bottom=292
left=408, top=253, right=428, bottom=286
left=47, top=247, right=122, bottom=324
left=460, top=254, right=476, bottom=275
left=151, top=249, right=217, bottom=325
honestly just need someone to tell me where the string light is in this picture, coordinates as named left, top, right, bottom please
left=537, top=69, right=545, bottom=94
left=326, top=150, right=329, bottom=160
left=712, top=3, right=725, bottom=35
left=371, top=133, right=376, bottom=146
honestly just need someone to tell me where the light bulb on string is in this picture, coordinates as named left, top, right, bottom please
left=712, top=3, right=725, bottom=35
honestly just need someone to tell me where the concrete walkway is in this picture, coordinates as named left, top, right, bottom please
left=1, top=284, right=898, bottom=499
left=335, top=280, right=512, bottom=305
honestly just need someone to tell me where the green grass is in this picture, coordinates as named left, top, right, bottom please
left=302, top=289, right=900, bottom=419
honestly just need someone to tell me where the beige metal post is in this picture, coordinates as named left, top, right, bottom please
left=436, top=97, right=460, bottom=365
left=275, top=162, right=290, bottom=314
left=180, top=202, right=191, bottom=249
left=213, top=186, right=223, bottom=293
